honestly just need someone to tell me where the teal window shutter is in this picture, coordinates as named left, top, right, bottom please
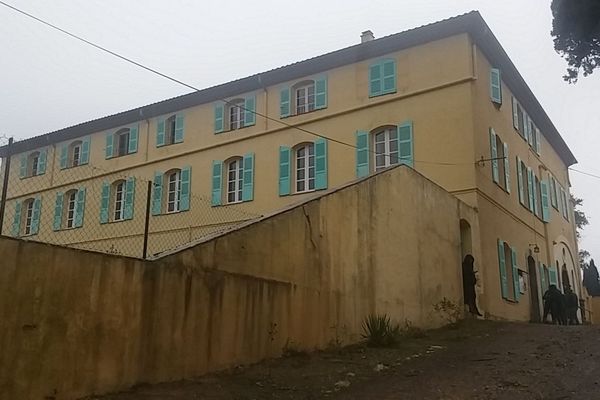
left=124, top=177, right=136, bottom=219
left=511, top=247, right=520, bottom=301
left=100, top=182, right=110, bottom=224
left=541, top=179, right=550, bottom=222
left=105, top=133, right=114, bottom=159
left=74, top=188, right=86, bottom=228
left=53, top=192, right=64, bottom=231
left=31, top=197, right=41, bottom=235
left=315, top=138, right=328, bottom=190
left=549, top=266, right=558, bottom=286
left=398, top=121, right=414, bottom=167
left=214, top=104, right=224, bottom=133
left=527, top=167, right=534, bottom=211
left=60, top=145, right=68, bottom=169
left=278, top=146, right=291, bottom=196
left=156, top=118, right=166, bottom=147
left=533, top=176, right=540, bottom=217
left=512, top=96, right=519, bottom=131
left=535, top=127, right=541, bottom=155
left=37, top=149, right=47, bottom=175
left=516, top=157, right=524, bottom=204
left=280, top=87, right=291, bottom=118
left=356, top=130, right=370, bottom=178
left=19, top=154, right=27, bottom=178
left=539, top=263, right=546, bottom=293
left=242, top=153, right=255, bottom=201
left=503, top=142, right=510, bottom=192
left=244, top=96, right=256, bottom=126
left=315, top=77, right=327, bottom=109
left=180, top=166, right=191, bottom=211
left=550, top=177, right=558, bottom=208
left=497, top=239, right=508, bottom=299
left=369, top=62, right=382, bottom=97
left=490, top=68, right=502, bottom=104
left=128, top=125, right=139, bottom=154
left=11, top=201, right=22, bottom=237
left=81, top=137, right=90, bottom=165
left=489, top=128, right=499, bottom=183
left=211, top=161, right=223, bottom=206
left=151, top=172, right=163, bottom=216
left=174, top=115, right=185, bottom=143
left=382, top=59, right=396, bottom=94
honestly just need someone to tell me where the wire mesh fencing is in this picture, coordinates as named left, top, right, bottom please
left=0, top=150, right=261, bottom=259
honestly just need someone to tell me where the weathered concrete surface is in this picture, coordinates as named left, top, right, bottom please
left=0, top=166, right=478, bottom=400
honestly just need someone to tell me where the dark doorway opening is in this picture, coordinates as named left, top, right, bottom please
left=528, top=256, right=540, bottom=322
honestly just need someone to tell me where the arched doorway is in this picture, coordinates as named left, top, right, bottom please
left=527, top=256, right=540, bottom=322
left=460, top=219, right=472, bottom=259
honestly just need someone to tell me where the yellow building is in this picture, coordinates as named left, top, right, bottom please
left=0, top=11, right=581, bottom=322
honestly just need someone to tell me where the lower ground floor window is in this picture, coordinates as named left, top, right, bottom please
left=497, top=239, right=520, bottom=302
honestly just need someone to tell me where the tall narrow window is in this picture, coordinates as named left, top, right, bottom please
left=295, top=82, right=315, bottom=115
left=226, top=158, right=244, bottom=204
left=229, top=100, right=245, bottom=130
left=495, top=135, right=506, bottom=190
left=295, top=143, right=315, bottom=193
left=69, top=140, right=82, bottom=167
left=373, top=127, right=399, bottom=171
left=166, top=170, right=181, bottom=213
left=165, top=115, right=177, bottom=145
left=113, top=180, right=125, bottom=221
left=65, top=190, right=77, bottom=229
left=23, top=199, right=35, bottom=235
left=29, top=152, right=40, bottom=176
left=520, top=161, right=529, bottom=208
left=116, top=128, right=130, bottom=157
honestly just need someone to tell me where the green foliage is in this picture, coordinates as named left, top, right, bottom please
left=551, top=0, right=600, bottom=82
left=432, top=297, right=463, bottom=326
left=571, top=195, right=589, bottom=239
left=361, top=314, right=401, bottom=347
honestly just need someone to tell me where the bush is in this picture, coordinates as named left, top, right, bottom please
left=432, top=297, right=462, bottom=326
left=361, top=314, right=401, bottom=347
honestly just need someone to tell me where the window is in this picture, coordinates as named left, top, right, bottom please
left=116, top=129, right=130, bottom=157
left=60, top=138, right=89, bottom=169
left=64, top=190, right=77, bottom=229
left=53, top=188, right=85, bottom=231
left=279, top=78, right=326, bottom=118
left=294, top=81, right=315, bottom=115
left=373, top=127, right=399, bottom=171
left=490, top=129, right=509, bottom=192
left=22, top=198, right=35, bottom=236
left=229, top=100, right=245, bottom=130
left=12, top=197, right=40, bottom=237
left=166, top=169, right=182, bottom=213
left=518, top=160, right=530, bottom=208
left=113, top=180, right=126, bottom=221
left=497, top=239, right=520, bottom=302
left=215, top=97, right=255, bottom=133
left=369, top=59, right=396, bottom=97
left=550, top=176, right=558, bottom=209
left=294, top=143, right=315, bottom=193
left=107, top=126, right=138, bottom=158
left=70, top=141, right=82, bottom=167
left=490, top=68, right=502, bottom=104
left=226, top=158, right=244, bottom=204
left=165, top=115, right=177, bottom=145
left=535, top=176, right=542, bottom=218
left=30, top=152, right=40, bottom=176
left=20, top=150, right=46, bottom=178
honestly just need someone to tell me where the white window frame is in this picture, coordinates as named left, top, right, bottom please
left=226, top=158, right=244, bottom=204
left=373, top=128, right=399, bottom=172
left=295, top=143, right=315, bottom=193
left=113, top=180, right=125, bottom=221
left=28, top=152, right=40, bottom=177
left=295, top=83, right=315, bottom=115
left=71, top=141, right=82, bottom=167
left=115, top=129, right=130, bottom=157
left=165, top=115, right=177, bottom=145
left=229, top=101, right=245, bottom=130
left=23, top=199, right=34, bottom=235
left=65, top=190, right=77, bottom=229
left=166, top=170, right=182, bottom=213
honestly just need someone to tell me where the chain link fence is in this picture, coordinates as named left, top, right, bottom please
left=0, top=142, right=261, bottom=259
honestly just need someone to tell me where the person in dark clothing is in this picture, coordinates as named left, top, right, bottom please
left=543, top=285, right=568, bottom=325
left=542, top=287, right=552, bottom=323
left=565, top=288, right=580, bottom=325
left=462, top=254, right=482, bottom=316
left=557, top=291, right=568, bottom=325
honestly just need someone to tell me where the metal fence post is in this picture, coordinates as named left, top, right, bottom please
left=142, top=180, right=152, bottom=259
left=0, top=137, right=13, bottom=236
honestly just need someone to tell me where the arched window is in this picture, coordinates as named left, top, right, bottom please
left=294, top=143, right=315, bottom=193
left=225, top=157, right=244, bottom=204
left=372, top=126, right=399, bottom=172
left=112, top=180, right=126, bottom=221
left=22, top=198, right=36, bottom=236
left=165, top=169, right=182, bottom=213
left=69, top=140, right=83, bottom=167
left=115, top=128, right=131, bottom=157
left=63, top=189, right=78, bottom=229
left=293, top=80, right=315, bottom=115
left=228, top=99, right=245, bottom=130
left=28, top=151, right=40, bottom=177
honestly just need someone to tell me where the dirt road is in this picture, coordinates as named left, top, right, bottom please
left=88, top=320, right=600, bottom=400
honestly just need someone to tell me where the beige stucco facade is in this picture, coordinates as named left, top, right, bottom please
left=0, top=26, right=580, bottom=322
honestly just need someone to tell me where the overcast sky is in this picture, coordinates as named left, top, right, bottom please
left=1, top=0, right=599, bottom=259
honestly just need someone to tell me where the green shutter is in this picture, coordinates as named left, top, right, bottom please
left=74, top=188, right=86, bottom=228
left=211, top=161, right=222, bottom=206
left=516, top=157, right=524, bottom=204
left=356, top=130, right=370, bottom=178
left=278, top=146, right=291, bottom=196
left=533, top=176, right=540, bottom=217
left=382, top=59, right=396, bottom=94
left=280, top=87, right=291, bottom=118
left=489, top=128, right=499, bottom=183
left=37, top=149, right=47, bottom=175
left=527, top=167, right=534, bottom=211
left=315, top=77, right=327, bottom=109
left=541, top=179, right=550, bottom=222
left=156, top=118, right=166, bottom=147
left=19, top=154, right=27, bottom=178
left=81, top=137, right=90, bottom=165
left=550, top=176, right=558, bottom=208
left=128, top=125, right=139, bottom=154
left=512, top=96, right=519, bottom=130
left=60, top=144, right=68, bottom=169
left=535, top=127, right=541, bottom=155
left=151, top=172, right=163, bottom=216
left=174, top=114, right=185, bottom=143
left=100, top=182, right=110, bottom=224
left=242, top=153, right=255, bottom=201
left=214, top=104, right=224, bottom=133
left=498, top=239, right=508, bottom=299
left=53, top=192, right=63, bottom=231
left=244, top=96, right=256, bottom=126
left=31, top=197, right=41, bottom=235
left=11, top=201, right=22, bottom=237
left=538, top=263, right=546, bottom=293
left=315, top=138, right=328, bottom=190
left=124, top=177, right=136, bottom=220
left=549, top=266, right=558, bottom=286
left=369, top=62, right=382, bottom=97
left=503, top=142, right=510, bottom=193
left=180, top=166, right=191, bottom=211
left=105, top=133, right=114, bottom=159
left=512, top=247, right=520, bottom=301
left=490, top=68, right=502, bottom=104
left=398, top=122, right=413, bottom=168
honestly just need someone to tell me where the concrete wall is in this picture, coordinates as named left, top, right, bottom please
left=0, top=166, right=476, bottom=400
